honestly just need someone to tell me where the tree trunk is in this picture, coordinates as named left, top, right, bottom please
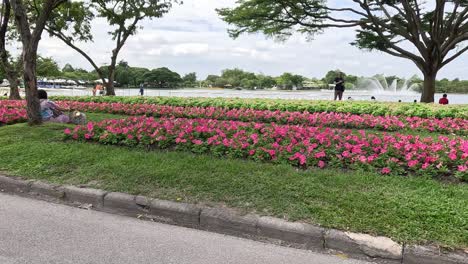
left=105, top=72, right=116, bottom=96
left=105, top=54, right=117, bottom=96
left=23, top=50, right=41, bottom=125
left=420, top=72, right=437, bottom=103
left=7, top=75, right=21, bottom=100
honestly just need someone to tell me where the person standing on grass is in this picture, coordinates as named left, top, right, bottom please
left=439, top=94, right=449, bottom=105
left=334, top=73, right=345, bottom=101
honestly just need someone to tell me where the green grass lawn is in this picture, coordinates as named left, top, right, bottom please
left=0, top=113, right=467, bottom=249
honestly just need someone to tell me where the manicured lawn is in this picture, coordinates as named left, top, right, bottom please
left=0, top=113, right=467, bottom=249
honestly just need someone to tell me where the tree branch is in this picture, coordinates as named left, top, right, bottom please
left=46, top=26, right=106, bottom=84
left=442, top=44, right=468, bottom=67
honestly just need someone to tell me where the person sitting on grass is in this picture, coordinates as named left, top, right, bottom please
left=38, top=89, right=70, bottom=123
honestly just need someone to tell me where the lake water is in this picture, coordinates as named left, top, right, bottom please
left=4, top=87, right=468, bottom=104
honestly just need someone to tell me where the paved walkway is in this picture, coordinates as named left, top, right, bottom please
left=0, top=193, right=370, bottom=264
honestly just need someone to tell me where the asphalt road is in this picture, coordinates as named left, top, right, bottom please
left=0, top=193, right=370, bottom=264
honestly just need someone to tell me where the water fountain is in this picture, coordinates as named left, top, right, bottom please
left=389, top=79, right=398, bottom=92
left=400, top=79, right=409, bottom=92
left=356, top=78, right=386, bottom=92
left=356, top=75, right=418, bottom=94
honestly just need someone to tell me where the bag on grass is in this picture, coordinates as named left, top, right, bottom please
left=69, top=111, right=87, bottom=125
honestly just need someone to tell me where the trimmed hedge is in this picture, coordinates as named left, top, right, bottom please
left=49, top=96, right=468, bottom=119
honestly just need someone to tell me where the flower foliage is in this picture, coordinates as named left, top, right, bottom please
left=65, top=116, right=468, bottom=181
left=2, top=100, right=467, bottom=135
left=49, top=95, right=468, bottom=118
left=0, top=105, right=26, bottom=125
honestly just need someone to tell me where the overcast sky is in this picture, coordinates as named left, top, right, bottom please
left=17, top=0, right=468, bottom=80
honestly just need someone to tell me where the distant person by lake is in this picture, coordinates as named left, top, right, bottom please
left=139, top=84, right=144, bottom=96
left=439, top=94, right=449, bottom=105
left=334, top=73, right=345, bottom=101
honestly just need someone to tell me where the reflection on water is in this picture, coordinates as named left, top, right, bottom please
left=5, top=87, right=468, bottom=104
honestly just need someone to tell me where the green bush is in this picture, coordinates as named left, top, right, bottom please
left=47, top=96, right=468, bottom=118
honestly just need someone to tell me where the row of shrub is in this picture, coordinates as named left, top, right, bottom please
left=66, top=116, right=468, bottom=181
left=2, top=100, right=467, bottom=135
left=48, top=96, right=468, bottom=119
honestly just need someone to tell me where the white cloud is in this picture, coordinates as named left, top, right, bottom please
left=171, top=43, right=210, bottom=56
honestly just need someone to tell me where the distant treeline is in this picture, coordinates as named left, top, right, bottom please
left=1, top=57, right=467, bottom=93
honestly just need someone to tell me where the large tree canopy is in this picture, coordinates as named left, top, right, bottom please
left=46, top=0, right=175, bottom=95
left=36, top=56, right=60, bottom=77
left=218, top=0, right=468, bottom=102
left=143, top=67, right=182, bottom=88
left=8, top=0, right=68, bottom=124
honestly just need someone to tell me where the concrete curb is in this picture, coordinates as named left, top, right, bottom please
left=257, top=216, right=324, bottom=251
left=200, top=207, right=258, bottom=238
left=0, top=175, right=466, bottom=264
left=402, top=245, right=468, bottom=264
left=150, top=198, right=201, bottom=228
left=0, top=175, right=32, bottom=194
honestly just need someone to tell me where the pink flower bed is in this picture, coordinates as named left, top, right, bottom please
left=0, top=107, right=27, bottom=125
left=56, top=101, right=468, bottom=135
left=65, top=116, right=468, bottom=180
left=0, top=100, right=24, bottom=108
left=3, top=100, right=467, bottom=135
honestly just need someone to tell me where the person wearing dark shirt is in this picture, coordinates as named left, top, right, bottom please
left=439, top=94, right=449, bottom=105
left=334, top=73, right=345, bottom=101
left=139, top=83, right=144, bottom=96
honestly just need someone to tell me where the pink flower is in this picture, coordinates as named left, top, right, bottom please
left=318, top=160, right=325, bottom=168
left=290, top=152, right=307, bottom=165
left=448, top=152, right=457, bottom=160
left=192, top=139, right=203, bottom=145
left=408, top=160, right=418, bottom=168
left=381, top=167, right=391, bottom=174
left=314, top=151, right=326, bottom=159
left=87, top=122, right=94, bottom=132
left=250, top=133, right=259, bottom=144
left=359, top=156, right=367, bottom=163
left=367, top=155, right=376, bottom=163
left=458, top=165, right=467, bottom=172
left=127, top=134, right=134, bottom=140
left=64, top=128, right=71, bottom=135
left=175, top=138, right=187, bottom=143
left=265, top=149, right=276, bottom=158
